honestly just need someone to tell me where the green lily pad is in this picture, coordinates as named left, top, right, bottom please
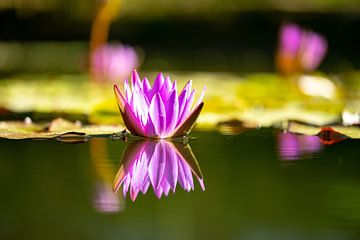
left=0, top=71, right=357, bottom=128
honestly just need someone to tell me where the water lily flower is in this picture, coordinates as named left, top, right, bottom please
left=113, top=140, right=205, bottom=201
left=91, top=44, right=140, bottom=83
left=114, top=70, right=205, bottom=138
left=276, top=23, right=328, bottom=75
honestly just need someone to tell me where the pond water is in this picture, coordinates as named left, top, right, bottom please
left=0, top=128, right=360, bottom=240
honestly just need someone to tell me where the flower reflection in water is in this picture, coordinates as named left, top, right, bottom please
left=113, top=140, right=205, bottom=201
left=90, top=139, right=125, bottom=213
left=278, top=133, right=323, bottom=161
left=94, top=182, right=122, bottom=213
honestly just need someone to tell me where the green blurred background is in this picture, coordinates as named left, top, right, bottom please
left=0, top=0, right=359, bottom=74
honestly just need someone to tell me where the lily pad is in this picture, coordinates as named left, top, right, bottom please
left=0, top=71, right=357, bottom=128
left=0, top=118, right=124, bottom=140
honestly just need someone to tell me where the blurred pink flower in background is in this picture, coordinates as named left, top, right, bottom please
left=113, top=140, right=205, bottom=201
left=278, top=133, right=323, bottom=160
left=91, top=44, right=140, bottom=83
left=276, top=23, right=328, bottom=75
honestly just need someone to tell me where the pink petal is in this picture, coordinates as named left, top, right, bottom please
left=131, top=69, right=142, bottom=90
left=177, top=89, right=195, bottom=126
left=177, top=80, right=192, bottom=120
left=148, top=142, right=166, bottom=189
left=280, top=23, right=302, bottom=55
left=161, top=178, right=171, bottom=196
left=144, top=112, right=157, bottom=137
left=165, top=90, right=179, bottom=135
left=149, top=72, right=164, bottom=99
left=177, top=158, right=187, bottom=191
left=113, top=84, right=127, bottom=112
left=144, top=141, right=157, bottom=160
left=141, top=178, right=150, bottom=194
left=149, top=93, right=166, bottom=136
left=131, top=152, right=148, bottom=189
left=171, top=80, right=177, bottom=92
left=300, top=33, right=327, bottom=71
left=163, top=141, right=178, bottom=191
left=132, top=87, right=150, bottom=126
left=177, top=87, right=188, bottom=119
left=123, top=103, right=146, bottom=136
left=130, top=186, right=139, bottom=201
left=159, top=76, right=172, bottom=101
left=142, top=77, right=151, bottom=100
left=124, top=79, right=132, bottom=101
left=153, top=186, right=163, bottom=199
left=180, top=159, right=194, bottom=191
left=122, top=176, right=131, bottom=198
left=171, top=102, right=204, bottom=137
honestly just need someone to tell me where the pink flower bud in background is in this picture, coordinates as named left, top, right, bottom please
left=91, top=44, right=140, bottom=83
left=276, top=23, right=328, bottom=75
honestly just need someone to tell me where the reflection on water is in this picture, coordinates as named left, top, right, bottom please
left=113, top=139, right=205, bottom=201
left=278, top=132, right=323, bottom=160
left=90, top=139, right=124, bottom=213
left=1, top=129, right=360, bottom=239
left=93, top=182, right=122, bottom=212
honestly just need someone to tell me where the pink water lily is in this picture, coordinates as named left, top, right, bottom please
left=276, top=23, right=328, bottom=75
left=114, top=70, right=205, bottom=138
left=113, top=140, right=205, bottom=201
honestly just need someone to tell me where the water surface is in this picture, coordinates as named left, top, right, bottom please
left=0, top=129, right=360, bottom=240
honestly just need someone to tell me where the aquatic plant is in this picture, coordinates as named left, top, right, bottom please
left=276, top=23, right=328, bottom=75
left=91, top=44, right=139, bottom=83
left=113, top=140, right=205, bottom=201
left=114, top=70, right=205, bottom=138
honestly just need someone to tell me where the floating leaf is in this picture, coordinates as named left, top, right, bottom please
left=0, top=72, right=350, bottom=129
left=317, top=127, right=349, bottom=145
left=47, top=118, right=82, bottom=132
left=284, top=121, right=360, bottom=139
left=0, top=118, right=124, bottom=140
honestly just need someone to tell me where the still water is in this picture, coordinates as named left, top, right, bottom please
left=0, top=128, right=360, bottom=240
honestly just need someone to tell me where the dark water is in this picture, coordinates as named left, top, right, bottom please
left=0, top=128, right=360, bottom=240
